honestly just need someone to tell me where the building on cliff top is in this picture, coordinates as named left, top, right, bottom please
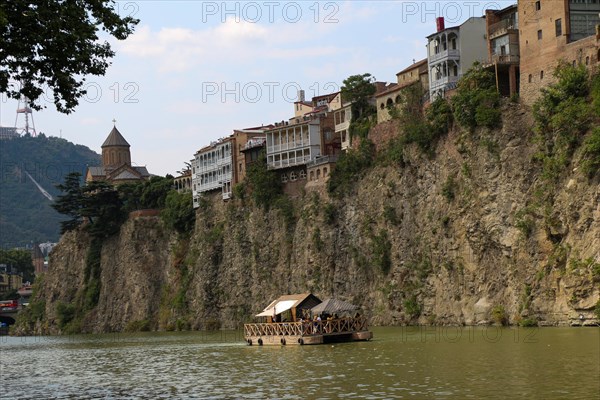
left=483, top=5, right=520, bottom=97
left=375, top=58, right=429, bottom=123
left=86, top=124, right=151, bottom=184
left=518, top=0, right=600, bottom=104
left=191, top=127, right=267, bottom=207
left=426, top=16, right=488, bottom=100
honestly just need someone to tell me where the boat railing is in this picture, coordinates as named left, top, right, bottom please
left=244, top=316, right=368, bottom=337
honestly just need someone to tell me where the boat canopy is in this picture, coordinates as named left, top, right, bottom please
left=311, top=298, right=358, bottom=315
left=256, top=299, right=297, bottom=317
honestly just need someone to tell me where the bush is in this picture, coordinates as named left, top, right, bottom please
left=161, top=191, right=195, bottom=233
left=519, top=318, right=538, bottom=327
left=403, top=295, right=421, bottom=320
left=452, top=63, right=501, bottom=131
left=491, top=305, right=508, bottom=326
left=328, top=139, right=375, bottom=197
left=442, top=175, right=456, bottom=202
left=372, top=230, right=392, bottom=275
left=56, top=302, right=77, bottom=328
left=533, top=62, right=596, bottom=183
left=581, top=127, right=600, bottom=177
left=323, top=203, right=337, bottom=224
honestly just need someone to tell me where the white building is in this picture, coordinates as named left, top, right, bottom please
left=427, top=16, right=488, bottom=99
left=334, top=104, right=352, bottom=151
left=192, top=138, right=234, bottom=206
left=265, top=118, right=323, bottom=170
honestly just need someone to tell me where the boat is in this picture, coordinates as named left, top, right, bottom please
left=244, top=293, right=373, bottom=346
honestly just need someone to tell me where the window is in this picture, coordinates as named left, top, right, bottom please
left=528, top=74, right=532, bottom=83
left=299, top=170, right=306, bottom=180
left=281, top=174, right=288, bottom=183
left=555, top=19, right=562, bottom=36
left=323, top=167, right=328, bottom=177
left=540, top=70, right=544, bottom=80
left=535, top=1, right=541, bottom=11
left=290, top=171, right=297, bottom=181
left=586, top=56, right=590, bottom=65
left=537, top=29, right=543, bottom=40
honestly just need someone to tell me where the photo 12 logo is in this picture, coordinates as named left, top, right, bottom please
left=200, top=81, right=339, bottom=103
left=201, top=1, right=340, bottom=24
left=400, top=1, right=502, bottom=24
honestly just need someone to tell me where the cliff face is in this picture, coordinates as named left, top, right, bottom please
left=22, top=105, right=600, bottom=334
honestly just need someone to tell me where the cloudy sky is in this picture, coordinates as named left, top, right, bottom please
left=0, top=1, right=513, bottom=176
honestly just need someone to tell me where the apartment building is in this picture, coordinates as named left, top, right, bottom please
left=376, top=59, right=429, bottom=123
left=427, top=17, right=488, bottom=99
left=485, top=5, right=521, bottom=96
left=192, top=138, right=235, bottom=205
left=519, top=0, right=600, bottom=104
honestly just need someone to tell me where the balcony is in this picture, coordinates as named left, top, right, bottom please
left=306, top=155, right=339, bottom=168
left=488, top=18, right=518, bottom=40
left=490, top=54, right=520, bottom=64
left=267, top=155, right=312, bottom=170
left=429, top=49, right=459, bottom=64
left=430, top=75, right=459, bottom=90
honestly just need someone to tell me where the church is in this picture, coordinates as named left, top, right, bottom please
left=86, top=124, right=151, bottom=184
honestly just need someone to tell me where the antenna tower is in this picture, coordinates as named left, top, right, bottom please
left=14, top=92, right=37, bottom=137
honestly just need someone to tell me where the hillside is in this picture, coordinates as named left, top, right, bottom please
left=0, top=134, right=100, bottom=248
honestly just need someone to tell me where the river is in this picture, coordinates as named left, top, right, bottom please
left=1, top=327, right=598, bottom=399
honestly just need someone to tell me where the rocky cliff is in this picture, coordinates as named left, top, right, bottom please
left=18, top=104, right=600, bottom=334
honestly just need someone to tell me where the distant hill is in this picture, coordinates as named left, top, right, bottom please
left=0, top=134, right=101, bottom=248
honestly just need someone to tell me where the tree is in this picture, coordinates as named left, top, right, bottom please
left=0, top=248, right=35, bottom=283
left=80, top=181, right=126, bottom=238
left=341, top=73, right=376, bottom=119
left=0, top=1, right=139, bottom=113
left=52, top=172, right=84, bottom=234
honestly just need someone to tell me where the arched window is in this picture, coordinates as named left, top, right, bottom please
left=395, top=95, right=401, bottom=104
left=380, top=103, right=385, bottom=110
left=528, top=74, right=532, bottom=83
left=386, top=98, right=393, bottom=107
left=281, top=174, right=288, bottom=183
left=299, top=170, right=306, bottom=179
left=316, top=169, right=321, bottom=179
left=290, top=171, right=297, bottom=181
left=323, top=167, right=328, bottom=177
left=540, top=70, right=544, bottom=80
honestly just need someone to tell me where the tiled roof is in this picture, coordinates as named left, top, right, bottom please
left=87, top=166, right=106, bottom=176
left=134, top=166, right=150, bottom=177
left=101, top=126, right=130, bottom=147
left=396, top=58, right=428, bottom=76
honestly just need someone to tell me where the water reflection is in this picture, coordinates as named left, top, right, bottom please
left=1, top=327, right=598, bottom=399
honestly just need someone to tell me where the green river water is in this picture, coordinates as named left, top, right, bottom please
left=1, top=327, right=598, bottom=399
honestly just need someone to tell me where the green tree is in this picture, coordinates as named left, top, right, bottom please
left=341, top=73, right=377, bottom=120
left=81, top=181, right=126, bottom=238
left=51, top=172, right=84, bottom=234
left=161, top=191, right=195, bottom=234
left=452, top=62, right=501, bottom=130
left=0, top=0, right=139, bottom=113
left=0, top=248, right=35, bottom=283
left=244, top=152, right=282, bottom=209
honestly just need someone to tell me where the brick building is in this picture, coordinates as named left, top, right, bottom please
left=485, top=5, right=521, bottom=96
left=519, top=0, right=600, bottom=104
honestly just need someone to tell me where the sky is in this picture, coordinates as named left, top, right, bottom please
left=0, top=1, right=515, bottom=176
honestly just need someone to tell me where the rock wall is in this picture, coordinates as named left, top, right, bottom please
left=21, top=104, right=600, bottom=334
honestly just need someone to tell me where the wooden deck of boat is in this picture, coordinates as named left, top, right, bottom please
left=244, top=317, right=372, bottom=346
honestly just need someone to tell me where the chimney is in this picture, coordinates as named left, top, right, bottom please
left=298, top=89, right=305, bottom=102
left=436, top=17, right=445, bottom=32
